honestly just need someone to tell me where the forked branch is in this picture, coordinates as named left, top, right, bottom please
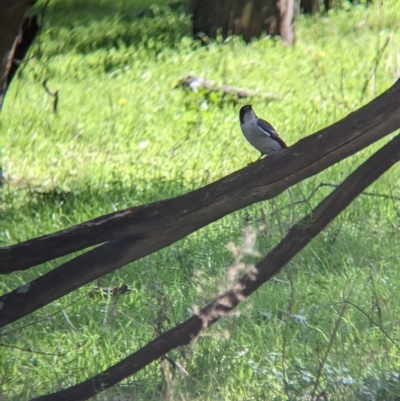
left=1, top=79, right=400, bottom=274
left=30, top=133, right=400, bottom=401
left=1, top=80, right=400, bottom=328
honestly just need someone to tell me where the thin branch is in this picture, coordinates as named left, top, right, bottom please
left=0, top=340, right=89, bottom=357
left=310, top=276, right=358, bottom=401
left=265, top=181, right=400, bottom=222
left=360, top=34, right=391, bottom=103
left=319, top=182, right=400, bottom=201
left=0, top=291, right=91, bottom=337
left=344, top=300, right=400, bottom=352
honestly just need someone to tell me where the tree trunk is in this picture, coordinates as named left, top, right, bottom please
left=0, top=0, right=38, bottom=109
left=301, top=0, right=319, bottom=14
left=278, top=0, right=295, bottom=44
left=191, top=0, right=295, bottom=45
left=323, top=0, right=333, bottom=12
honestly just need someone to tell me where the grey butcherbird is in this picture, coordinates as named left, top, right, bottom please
left=239, top=105, right=287, bottom=159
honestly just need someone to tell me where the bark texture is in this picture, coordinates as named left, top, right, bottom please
left=191, top=0, right=295, bottom=44
left=0, top=0, right=37, bottom=108
left=278, top=0, right=295, bottom=44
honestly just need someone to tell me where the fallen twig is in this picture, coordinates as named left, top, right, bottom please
left=176, top=74, right=281, bottom=100
left=42, top=79, right=58, bottom=113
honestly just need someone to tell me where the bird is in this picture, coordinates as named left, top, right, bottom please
left=239, top=104, right=287, bottom=159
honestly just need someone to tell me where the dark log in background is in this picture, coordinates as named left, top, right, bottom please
left=191, top=0, right=295, bottom=44
left=190, top=0, right=349, bottom=45
left=301, top=0, right=319, bottom=14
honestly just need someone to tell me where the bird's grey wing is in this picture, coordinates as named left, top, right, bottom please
left=256, top=118, right=287, bottom=149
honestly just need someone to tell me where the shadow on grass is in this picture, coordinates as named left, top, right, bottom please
left=0, top=175, right=202, bottom=246
left=31, top=0, right=192, bottom=57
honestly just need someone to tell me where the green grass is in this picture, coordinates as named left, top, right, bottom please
left=1, top=0, right=400, bottom=400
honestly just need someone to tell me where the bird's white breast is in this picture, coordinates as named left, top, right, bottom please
left=241, top=120, right=282, bottom=155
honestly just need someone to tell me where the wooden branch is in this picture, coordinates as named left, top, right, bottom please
left=30, top=133, right=400, bottom=401
left=176, top=74, right=280, bottom=99
left=0, top=81, right=400, bottom=328
left=0, top=230, right=193, bottom=327
left=1, top=80, right=400, bottom=275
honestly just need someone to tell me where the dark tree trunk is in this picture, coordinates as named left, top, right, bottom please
left=301, top=0, right=319, bottom=14
left=0, top=0, right=39, bottom=109
left=323, top=0, right=333, bottom=11
left=4, top=16, right=39, bottom=93
left=191, top=0, right=295, bottom=45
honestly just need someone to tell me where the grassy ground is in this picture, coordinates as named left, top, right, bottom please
left=1, top=0, right=400, bottom=400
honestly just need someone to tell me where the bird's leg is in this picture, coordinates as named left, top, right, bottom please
left=255, top=153, right=265, bottom=162
left=247, top=153, right=265, bottom=166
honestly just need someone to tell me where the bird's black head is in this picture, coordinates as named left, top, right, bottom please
left=239, top=105, right=255, bottom=124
